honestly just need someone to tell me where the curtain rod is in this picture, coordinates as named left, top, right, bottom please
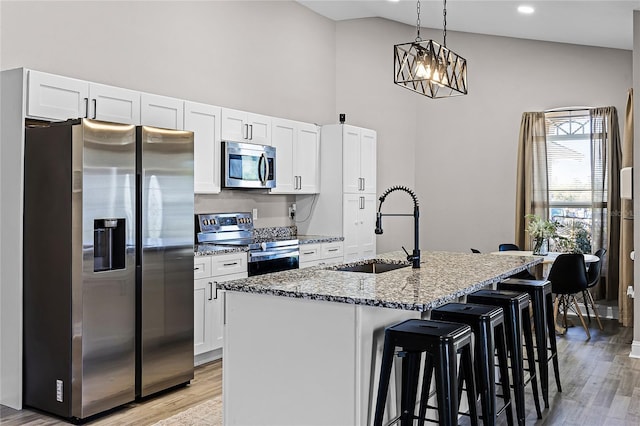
left=544, top=106, right=593, bottom=113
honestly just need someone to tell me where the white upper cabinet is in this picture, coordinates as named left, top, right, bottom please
left=295, top=123, right=320, bottom=193
left=221, top=107, right=271, bottom=145
left=184, top=101, right=222, bottom=194
left=88, top=83, right=140, bottom=124
left=342, top=125, right=377, bottom=194
left=342, top=193, right=376, bottom=262
left=27, top=71, right=88, bottom=121
left=270, top=118, right=319, bottom=194
left=271, top=118, right=296, bottom=193
left=140, top=93, right=184, bottom=130
left=27, top=70, right=140, bottom=124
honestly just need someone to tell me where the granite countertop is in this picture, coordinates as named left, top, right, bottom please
left=297, top=235, right=344, bottom=244
left=194, top=235, right=343, bottom=256
left=218, top=251, right=542, bottom=311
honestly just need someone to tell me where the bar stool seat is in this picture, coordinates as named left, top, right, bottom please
left=498, top=278, right=562, bottom=408
left=466, top=289, right=543, bottom=425
left=374, top=319, right=478, bottom=426
left=431, top=303, right=514, bottom=426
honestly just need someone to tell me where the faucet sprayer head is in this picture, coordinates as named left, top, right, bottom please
left=375, top=212, right=384, bottom=234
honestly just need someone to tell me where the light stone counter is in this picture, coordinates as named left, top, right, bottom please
left=218, top=250, right=540, bottom=311
left=222, top=250, right=541, bottom=426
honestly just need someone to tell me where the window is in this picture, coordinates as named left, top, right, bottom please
left=544, top=110, right=604, bottom=253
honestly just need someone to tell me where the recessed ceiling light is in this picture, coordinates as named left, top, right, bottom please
left=518, top=5, right=535, bottom=14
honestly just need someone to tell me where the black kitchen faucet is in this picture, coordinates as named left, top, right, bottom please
left=374, top=186, right=421, bottom=268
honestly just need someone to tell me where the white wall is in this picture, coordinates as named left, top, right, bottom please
left=334, top=18, right=631, bottom=254
left=0, top=0, right=336, bottom=227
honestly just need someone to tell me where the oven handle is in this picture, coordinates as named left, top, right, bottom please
left=249, top=247, right=299, bottom=262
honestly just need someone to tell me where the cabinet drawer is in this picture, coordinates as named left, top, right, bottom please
left=299, top=244, right=322, bottom=263
left=194, top=256, right=212, bottom=279
left=322, top=242, right=343, bottom=258
left=211, top=252, right=248, bottom=277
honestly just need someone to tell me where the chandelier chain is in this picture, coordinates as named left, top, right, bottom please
left=443, top=0, right=447, bottom=46
left=415, top=0, right=422, bottom=42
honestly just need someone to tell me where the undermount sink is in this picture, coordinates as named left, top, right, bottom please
left=332, top=261, right=410, bottom=274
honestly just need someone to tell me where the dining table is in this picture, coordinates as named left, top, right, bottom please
left=490, top=250, right=600, bottom=279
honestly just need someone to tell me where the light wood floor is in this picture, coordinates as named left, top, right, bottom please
left=0, top=359, right=222, bottom=425
left=2, top=320, right=640, bottom=425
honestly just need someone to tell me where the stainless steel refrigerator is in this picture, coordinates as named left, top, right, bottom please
left=23, top=118, right=194, bottom=421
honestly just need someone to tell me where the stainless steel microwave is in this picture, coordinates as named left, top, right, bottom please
left=222, top=141, right=276, bottom=189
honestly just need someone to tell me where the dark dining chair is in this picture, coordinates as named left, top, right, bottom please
left=547, top=253, right=591, bottom=339
left=499, top=243, right=520, bottom=251
left=583, top=248, right=606, bottom=330
left=470, top=248, right=481, bottom=253
left=497, top=243, right=537, bottom=279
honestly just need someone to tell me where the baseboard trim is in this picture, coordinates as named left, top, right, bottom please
left=565, top=301, right=619, bottom=320
left=630, top=341, right=640, bottom=359
left=195, top=348, right=222, bottom=366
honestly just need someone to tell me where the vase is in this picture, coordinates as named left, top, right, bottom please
left=532, top=238, right=548, bottom=256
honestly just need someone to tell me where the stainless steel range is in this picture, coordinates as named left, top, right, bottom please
left=196, top=212, right=299, bottom=276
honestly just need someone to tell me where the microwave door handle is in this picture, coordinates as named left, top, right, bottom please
left=258, top=153, right=265, bottom=184
left=260, top=153, right=268, bottom=185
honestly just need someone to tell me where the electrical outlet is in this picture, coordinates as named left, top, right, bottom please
left=289, top=207, right=295, bottom=220
left=252, top=208, right=258, bottom=220
left=56, top=380, right=63, bottom=402
left=627, top=286, right=635, bottom=298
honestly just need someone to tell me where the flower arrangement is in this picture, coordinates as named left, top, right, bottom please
left=525, top=214, right=560, bottom=255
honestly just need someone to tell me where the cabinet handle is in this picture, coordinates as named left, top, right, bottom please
left=298, top=175, right=302, bottom=190
left=194, top=267, right=201, bottom=271
left=302, top=251, right=315, bottom=255
left=327, top=248, right=338, bottom=252
left=361, top=177, right=365, bottom=191
left=361, top=196, right=365, bottom=209
left=92, top=99, right=97, bottom=119
left=243, top=123, right=248, bottom=139
left=249, top=124, right=254, bottom=140
left=84, top=98, right=89, bottom=118
left=223, top=262, right=238, bottom=266
left=213, top=282, right=219, bottom=300
left=208, top=282, right=213, bottom=301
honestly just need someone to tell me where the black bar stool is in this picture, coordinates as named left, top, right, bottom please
left=431, top=303, right=514, bottom=426
left=497, top=278, right=562, bottom=407
left=466, top=289, right=543, bottom=425
left=374, top=319, right=478, bottom=426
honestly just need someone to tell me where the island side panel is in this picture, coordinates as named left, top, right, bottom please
left=223, top=291, right=360, bottom=426
left=356, top=304, right=421, bottom=426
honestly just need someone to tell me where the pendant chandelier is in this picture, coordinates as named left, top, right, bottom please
left=394, top=0, right=468, bottom=98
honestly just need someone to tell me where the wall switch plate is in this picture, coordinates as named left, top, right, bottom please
left=252, top=208, right=258, bottom=220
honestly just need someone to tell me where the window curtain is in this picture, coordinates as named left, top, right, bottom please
left=590, top=106, right=622, bottom=301
left=619, top=90, right=634, bottom=326
left=515, top=112, right=548, bottom=249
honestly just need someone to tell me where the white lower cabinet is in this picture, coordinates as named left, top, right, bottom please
left=343, top=194, right=376, bottom=262
left=299, top=241, right=344, bottom=269
left=194, top=252, right=248, bottom=365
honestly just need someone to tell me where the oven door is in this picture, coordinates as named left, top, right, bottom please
left=248, top=246, right=299, bottom=276
left=223, top=141, right=275, bottom=189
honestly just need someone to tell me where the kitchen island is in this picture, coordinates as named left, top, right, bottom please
left=219, top=251, right=540, bottom=426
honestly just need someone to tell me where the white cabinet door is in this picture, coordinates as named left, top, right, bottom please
left=184, top=101, right=222, bottom=194
left=89, top=83, right=140, bottom=125
left=360, top=194, right=377, bottom=258
left=295, top=123, right=320, bottom=194
left=27, top=70, right=88, bottom=120
left=221, top=108, right=271, bottom=145
left=141, top=93, right=184, bottom=129
left=360, top=129, right=377, bottom=194
left=271, top=118, right=296, bottom=193
left=212, top=271, right=247, bottom=351
left=343, top=126, right=362, bottom=193
left=194, top=278, right=215, bottom=355
left=343, top=194, right=362, bottom=262
left=343, top=194, right=376, bottom=262
left=221, top=108, right=247, bottom=141
left=247, top=112, right=271, bottom=145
